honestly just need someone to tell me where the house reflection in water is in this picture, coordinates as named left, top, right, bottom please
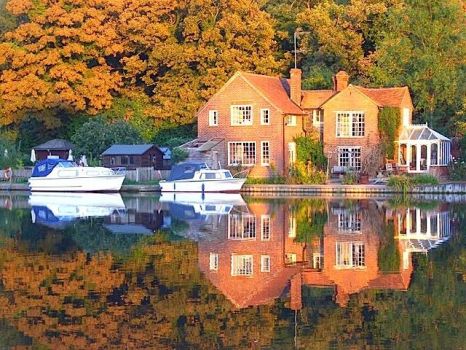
left=181, top=199, right=453, bottom=309
left=103, top=196, right=165, bottom=235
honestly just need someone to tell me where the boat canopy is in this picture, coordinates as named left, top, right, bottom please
left=168, top=163, right=208, bottom=181
left=31, top=158, right=75, bottom=177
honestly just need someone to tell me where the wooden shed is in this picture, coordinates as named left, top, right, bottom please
left=32, top=139, right=74, bottom=161
left=101, top=144, right=164, bottom=170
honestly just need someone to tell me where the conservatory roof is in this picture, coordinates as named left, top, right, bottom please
left=398, top=124, right=450, bottom=142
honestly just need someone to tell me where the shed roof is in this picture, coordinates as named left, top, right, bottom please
left=101, top=144, right=160, bottom=156
left=34, top=139, right=74, bottom=151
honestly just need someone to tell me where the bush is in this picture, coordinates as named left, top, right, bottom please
left=342, top=171, right=358, bottom=185
left=412, top=174, right=439, bottom=185
left=388, top=174, right=439, bottom=194
left=387, top=175, right=414, bottom=194
left=171, top=147, right=189, bottom=164
left=289, top=161, right=327, bottom=184
left=449, top=159, right=466, bottom=181
left=295, top=136, right=327, bottom=170
left=0, top=138, right=24, bottom=169
left=245, top=176, right=286, bottom=185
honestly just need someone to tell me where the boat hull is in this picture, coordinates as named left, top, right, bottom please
left=29, top=175, right=125, bottom=192
left=159, top=178, right=246, bottom=193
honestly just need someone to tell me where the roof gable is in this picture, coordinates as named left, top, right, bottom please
left=354, top=86, right=410, bottom=107
left=320, top=84, right=380, bottom=108
left=197, top=71, right=305, bottom=116
left=101, top=144, right=160, bottom=156
left=239, top=72, right=304, bottom=115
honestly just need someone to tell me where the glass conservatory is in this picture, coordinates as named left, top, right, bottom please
left=396, top=124, right=451, bottom=173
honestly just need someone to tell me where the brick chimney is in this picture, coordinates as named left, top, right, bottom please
left=290, top=68, right=302, bottom=105
left=333, top=71, right=349, bottom=92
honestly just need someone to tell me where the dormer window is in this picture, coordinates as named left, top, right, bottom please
left=231, top=105, right=253, bottom=126
left=260, top=109, right=270, bottom=125
left=286, top=115, right=296, bottom=126
left=209, top=110, right=218, bottom=126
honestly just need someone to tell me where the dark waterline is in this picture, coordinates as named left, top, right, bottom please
left=0, top=192, right=464, bottom=349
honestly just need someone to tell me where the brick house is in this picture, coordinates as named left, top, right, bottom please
left=196, top=69, right=451, bottom=177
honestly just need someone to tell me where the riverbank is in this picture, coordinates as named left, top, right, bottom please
left=1, top=182, right=466, bottom=194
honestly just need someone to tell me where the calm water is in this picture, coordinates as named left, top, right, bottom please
left=0, top=192, right=464, bottom=349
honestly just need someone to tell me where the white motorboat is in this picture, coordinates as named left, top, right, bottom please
left=29, top=158, right=125, bottom=192
left=159, top=163, right=245, bottom=193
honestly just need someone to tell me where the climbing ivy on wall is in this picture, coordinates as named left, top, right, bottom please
left=378, top=108, right=401, bottom=159
left=295, top=136, right=327, bottom=170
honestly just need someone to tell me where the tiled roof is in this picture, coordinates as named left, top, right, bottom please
left=301, top=90, right=336, bottom=109
left=354, top=86, right=409, bottom=107
left=240, top=72, right=305, bottom=115
left=34, top=139, right=74, bottom=150
left=101, top=144, right=159, bottom=156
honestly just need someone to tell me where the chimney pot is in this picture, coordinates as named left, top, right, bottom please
left=333, top=71, right=349, bottom=92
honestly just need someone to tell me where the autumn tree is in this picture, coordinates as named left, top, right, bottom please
left=118, top=0, right=282, bottom=124
left=0, top=0, right=124, bottom=126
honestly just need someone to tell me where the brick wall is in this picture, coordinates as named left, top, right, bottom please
left=197, top=74, right=305, bottom=177
left=322, top=86, right=384, bottom=172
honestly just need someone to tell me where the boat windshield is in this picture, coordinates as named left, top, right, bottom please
left=223, top=171, right=232, bottom=178
left=56, top=161, right=77, bottom=168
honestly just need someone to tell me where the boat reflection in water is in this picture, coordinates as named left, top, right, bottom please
left=22, top=193, right=456, bottom=309
left=29, top=192, right=126, bottom=229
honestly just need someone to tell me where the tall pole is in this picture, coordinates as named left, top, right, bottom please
left=294, top=31, right=298, bottom=69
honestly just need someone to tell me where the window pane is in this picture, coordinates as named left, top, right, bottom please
left=231, top=105, right=252, bottom=125
left=228, top=142, right=256, bottom=166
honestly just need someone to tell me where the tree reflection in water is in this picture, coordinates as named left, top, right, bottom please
left=0, top=194, right=463, bottom=349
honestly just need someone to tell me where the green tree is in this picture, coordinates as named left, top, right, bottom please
left=71, top=118, right=142, bottom=160
left=368, top=0, right=465, bottom=129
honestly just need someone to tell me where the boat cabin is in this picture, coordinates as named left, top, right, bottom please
left=168, top=163, right=233, bottom=181
left=31, top=159, right=76, bottom=177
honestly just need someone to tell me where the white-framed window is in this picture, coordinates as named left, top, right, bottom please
left=336, top=112, right=365, bottom=137
left=285, top=253, right=297, bottom=264
left=338, top=147, right=361, bottom=171
left=261, top=215, right=271, bottom=241
left=286, top=115, right=297, bottom=126
left=228, top=214, right=256, bottom=240
left=335, top=242, right=365, bottom=269
left=231, top=255, right=253, bottom=276
left=260, top=109, right=270, bottom=125
left=288, top=214, right=296, bottom=238
left=208, top=110, right=218, bottom=126
left=261, top=141, right=270, bottom=166
left=228, top=142, right=256, bottom=166
left=261, top=255, right=271, bottom=272
left=209, top=253, right=219, bottom=271
left=231, top=105, right=253, bottom=126
left=288, top=142, right=296, bottom=165
left=313, top=253, right=323, bottom=269
left=337, top=212, right=362, bottom=233
left=312, top=109, right=323, bottom=129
